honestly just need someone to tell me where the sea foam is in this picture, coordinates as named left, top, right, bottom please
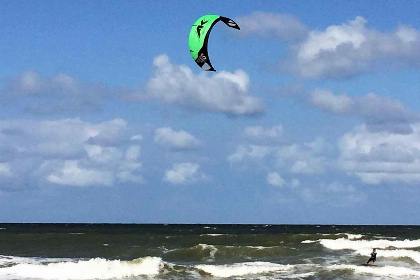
left=0, top=256, right=162, bottom=280
left=319, top=238, right=420, bottom=251
left=196, top=262, right=293, bottom=278
left=318, top=238, right=420, bottom=264
left=197, top=244, right=218, bottom=259
left=329, top=264, right=420, bottom=277
left=379, top=249, right=420, bottom=264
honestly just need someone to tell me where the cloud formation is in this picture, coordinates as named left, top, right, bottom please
left=282, top=16, right=420, bottom=78
left=267, top=172, right=285, bottom=187
left=2, top=54, right=265, bottom=118
left=339, top=124, right=420, bottom=184
left=243, top=125, right=283, bottom=145
left=310, top=89, right=419, bottom=134
left=295, top=182, right=366, bottom=206
left=234, top=13, right=420, bottom=79
left=235, top=12, right=308, bottom=42
left=163, top=163, right=206, bottom=185
left=276, top=138, right=328, bottom=174
left=1, top=71, right=110, bottom=114
left=229, top=125, right=328, bottom=175
left=154, top=127, right=200, bottom=150
left=127, top=55, right=264, bottom=116
left=0, top=119, right=143, bottom=190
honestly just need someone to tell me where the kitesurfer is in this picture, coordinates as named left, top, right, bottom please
left=366, top=248, right=377, bottom=264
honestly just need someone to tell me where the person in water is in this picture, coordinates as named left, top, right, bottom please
left=367, top=248, right=377, bottom=264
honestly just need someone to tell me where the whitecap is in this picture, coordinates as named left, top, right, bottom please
left=320, top=238, right=420, bottom=251
left=197, top=244, right=218, bottom=259
left=196, top=262, right=293, bottom=278
left=0, top=256, right=163, bottom=279
left=199, top=234, right=227, bottom=237
left=329, top=264, right=420, bottom=277
left=319, top=238, right=420, bottom=264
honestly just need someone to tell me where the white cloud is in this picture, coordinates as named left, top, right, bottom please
left=125, top=145, right=141, bottom=162
left=130, top=134, right=143, bottom=142
left=163, top=163, right=206, bottom=185
left=267, top=177, right=366, bottom=206
left=154, top=127, right=200, bottom=150
left=310, top=89, right=419, bottom=134
left=339, top=124, right=420, bottom=184
left=0, top=163, right=12, bottom=177
left=235, top=12, right=308, bottom=42
left=0, top=119, right=143, bottom=189
left=290, top=159, right=324, bottom=174
left=298, top=17, right=367, bottom=61
left=46, top=160, right=114, bottom=187
left=1, top=71, right=110, bottom=114
left=228, top=145, right=273, bottom=163
left=310, top=89, right=353, bottom=114
left=244, top=125, right=283, bottom=145
left=267, top=172, right=285, bottom=187
left=276, top=138, right=328, bottom=174
left=277, top=16, right=420, bottom=78
left=229, top=128, right=328, bottom=175
left=127, top=55, right=264, bottom=116
left=2, top=55, right=265, bottom=117
left=295, top=182, right=366, bottom=206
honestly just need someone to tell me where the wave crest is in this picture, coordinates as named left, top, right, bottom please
left=196, top=262, right=293, bottom=278
left=0, top=256, right=163, bottom=280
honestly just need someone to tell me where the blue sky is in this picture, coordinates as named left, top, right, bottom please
left=1, top=1, right=419, bottom=224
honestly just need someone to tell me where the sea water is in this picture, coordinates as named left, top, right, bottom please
left=0, top=224, right=419, bottom=279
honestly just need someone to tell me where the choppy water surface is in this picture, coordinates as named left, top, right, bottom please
left=0, top=224, right=419, bottom=279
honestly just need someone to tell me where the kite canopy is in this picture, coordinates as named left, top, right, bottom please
left=189, top=15, right=240, bottom=71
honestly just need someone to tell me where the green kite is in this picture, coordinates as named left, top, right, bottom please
left=189, top=15, right=240, bottom=71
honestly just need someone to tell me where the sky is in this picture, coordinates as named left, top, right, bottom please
left=1, top=0, right=419, bottom=224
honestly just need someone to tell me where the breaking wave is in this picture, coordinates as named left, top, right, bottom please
left=313, top=237, right=420, bottom=264
left=196, top=262, right=294, bottom=278
left=0, top=256, right=163, bottom=280
left=319, top=238, right=420, bottom=251
left=329, top=264, right=420, bottom=277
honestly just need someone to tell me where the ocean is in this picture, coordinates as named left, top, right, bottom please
left=0, top=224, right=419, bottom=279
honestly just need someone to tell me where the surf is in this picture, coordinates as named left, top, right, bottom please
left=0, top=256, right=163, bottom=280
left=195, top=262, right=294, bottom=278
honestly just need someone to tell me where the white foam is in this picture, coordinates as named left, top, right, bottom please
left=329, top=264, right=420, bottom=277
left=332, top=233, right=364, bottom=239
left=301, top=233, right=363, bottom=243
left=199, top=234, right=228, bottom=237
left=0, top=255, right=47, bottom=267
left=0, top=256, right=163, bottom=279
left=379, top=249, right=420, bottom=264
left=197, top=244, right=218, bottom=259
left=245, top=245, right=276, bottom=250
left=196, top=262, right=293, bottom=278
left=287, top=272, right=316, bottom=278
left=318, top=238, right=420, bottom=265
left=320, top=238, right=420, bottom=251
left=345, top=234, right=364, bottom=240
